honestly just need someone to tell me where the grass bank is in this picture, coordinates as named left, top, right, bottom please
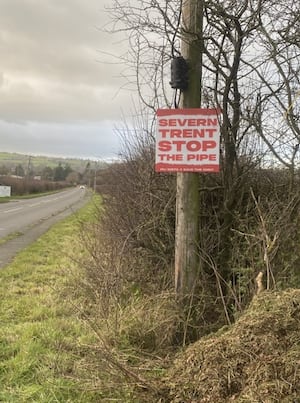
left=0, top=197, right=128, bottom=402
left=3, top=193, right=298, bottom=402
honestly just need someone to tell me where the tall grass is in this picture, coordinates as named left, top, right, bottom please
left=0, top=197, right=135, bottom=402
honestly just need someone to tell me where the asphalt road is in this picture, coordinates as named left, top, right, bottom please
left=0, top=187, right=90, bottom=268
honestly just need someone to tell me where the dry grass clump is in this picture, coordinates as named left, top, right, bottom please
left=68, top=292, right=181, bottom=402
left=115, top=293, right=180, bottom=354
left=164, top=289, right=300, bottom=402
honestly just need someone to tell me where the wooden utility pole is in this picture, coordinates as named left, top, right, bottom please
left=175, top=0, right=204, bottom=296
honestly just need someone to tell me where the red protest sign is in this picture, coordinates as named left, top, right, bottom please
left=155, top=108, right=221, bottom=173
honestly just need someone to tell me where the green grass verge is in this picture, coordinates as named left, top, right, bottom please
left=0, top=197, right=119, bottom=402
left=0, top=197, right=10, bottom=203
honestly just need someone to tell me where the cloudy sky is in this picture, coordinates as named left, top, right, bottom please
left=0, top=0, right=133, bottom=159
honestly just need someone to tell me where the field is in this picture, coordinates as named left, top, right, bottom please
left=0, top=151, right=99, bottom=172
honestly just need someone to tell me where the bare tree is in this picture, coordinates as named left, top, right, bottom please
left=103, top=0, right=300, bottom=325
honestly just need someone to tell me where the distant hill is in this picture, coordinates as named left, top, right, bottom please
left=0, top=152, right=106, bottom=173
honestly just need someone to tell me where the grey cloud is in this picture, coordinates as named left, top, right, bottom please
left=0, top=1, right=133, bottom=157
left=0, top=0, right=129, bottom=124
left=0, top=74, right=131, bottom=123
left=0, top=120, right=121, bottom=159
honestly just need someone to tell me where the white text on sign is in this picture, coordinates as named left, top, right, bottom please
left=155, top=109, right=221, bottom=173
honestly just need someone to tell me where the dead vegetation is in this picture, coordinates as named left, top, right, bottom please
left=165, top=289, right=300, bottom=402
left=72, top=186, right=300, bottom=401
left=71, top=118, right=300, bottom=401
left=69, top=244, right=300, bottom=401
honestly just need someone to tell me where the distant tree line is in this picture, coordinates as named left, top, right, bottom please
left=0, top=160, right=107, bottom=195
left=0, top=175, right=70, bottom=196
left=0, top=162, right=76, bottom=182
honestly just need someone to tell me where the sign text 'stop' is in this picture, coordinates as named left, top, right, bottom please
left=155, top=108, right=221, bottom=173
